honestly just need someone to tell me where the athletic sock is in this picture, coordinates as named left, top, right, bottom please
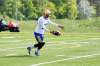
left=35, top=48, right=39, bottom=52
left=35, top=48, right=40, bottom=56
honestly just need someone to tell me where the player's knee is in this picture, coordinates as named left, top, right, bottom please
left=40, top=42, right=45, bottom=46
left=38, top=42, right=45, bottom=50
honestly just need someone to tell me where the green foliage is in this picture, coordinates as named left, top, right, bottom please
left=67, top=0, right=78, bottom=19
left=0, top=0, right=95, bottom=20
left=56, top=4, right=68, bottom=19
left=46, top=2, right=56, bottom=18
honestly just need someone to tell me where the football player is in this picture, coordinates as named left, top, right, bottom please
left=27, top=9, right=63, bottom=56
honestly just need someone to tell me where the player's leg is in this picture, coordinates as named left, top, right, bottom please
left=27, top=32, right=39, bottom=55
left=34, top=33, right=44, bottom=48
left=34, top=42, right=45, bottom=56
left=34, top=32, right=45, bottom=56
left=27, top=32, right=45, bottom=56
left=27, top=43, right=39, bottom=55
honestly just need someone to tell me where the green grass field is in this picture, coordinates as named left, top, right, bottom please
left=0, top=19, right=100, bottom=66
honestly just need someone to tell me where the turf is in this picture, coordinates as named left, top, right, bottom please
left=0, top=19, right=100, bottom=66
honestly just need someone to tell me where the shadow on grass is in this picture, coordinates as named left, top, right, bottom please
left=0, top=55, right=36, bottom=58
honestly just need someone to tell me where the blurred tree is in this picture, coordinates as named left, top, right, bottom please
left=0, top=0, right=97, bottom=20
left=78, top=0, right=95, bottom=19
left=67, top=0, right=78, bottom=19
left=45, top=2, right=56, bottom=18
left=0, top=0, right=5, bottom=15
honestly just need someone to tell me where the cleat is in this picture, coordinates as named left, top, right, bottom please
left=27, top=47, right=31, bottom=55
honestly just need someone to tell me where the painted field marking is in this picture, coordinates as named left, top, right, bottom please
left=30, top=53, right=100, bottom=66
left=6, top=54, right=18, bottom=56
left=46, top=41, right=80, bottom=49
left=89, top=37, right=100, bottom=40
left=0, top=47, right=25, bottom=51
left=56, top=55, right=65, bottom=57
left=0, top=36, right=99, bottom=43
left=0, top=40, right=22, bottom=43
left=0, top=41, right=80, bottom=51
left=2, top=36, right=99, bottom=51
left=0, top=36, right=15, bottom=39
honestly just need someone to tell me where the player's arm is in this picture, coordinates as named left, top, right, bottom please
left=49, top=20, right=64, bottom=29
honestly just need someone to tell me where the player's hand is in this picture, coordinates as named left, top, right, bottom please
left=58, top=25, right=64, bottom=30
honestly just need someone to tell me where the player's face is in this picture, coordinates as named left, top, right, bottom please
left=44, top=13, right=50, bottom=18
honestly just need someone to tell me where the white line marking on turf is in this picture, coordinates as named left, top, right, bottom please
left=30, top=53, right=100, bottom=66
left=46, top=42, right=81, bottom=48
left=0, top=41, right=80, bottom=51
left=0, top=36, right=15, bottom=39
left=6, top=54, right=17, bottom=56
left=0, top=40, right=22, bottom=42
left=56, top=55, right=65, bottom=57
left=90, top=37, right=100, bottom=40
left=0, top=37, right=99, bottom=43
left=0, top=47, right=25, bottom=51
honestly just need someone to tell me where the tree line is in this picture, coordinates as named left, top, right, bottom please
left=0, top=0, right=96, bottom=20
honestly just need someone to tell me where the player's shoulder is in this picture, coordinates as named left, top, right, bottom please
left=38, top=16, right=44, bottom=21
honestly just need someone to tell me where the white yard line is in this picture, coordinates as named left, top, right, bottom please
left=0, top=36, right=15, bottom=39
left=56, top=55, right=65, bottom=57
left=46, top=41, right=80, bottom=48
left=30, top=53, right=100, bottom=66
left=0, top=41, right=80, bottom=51
left=6, top=54, right=17, bottom=56
left=0, top=40, right=22, bottom=43
left=0, top=39, right=34, bottom=43
left=1, top=38, right=98, bottom=52
left=0, top=47, right=25, bottom=51
left=89, top=37, right=100, bottom=40
left=0, top=37, right=99, bottom=43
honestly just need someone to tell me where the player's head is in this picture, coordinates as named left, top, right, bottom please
left=43, top=9, right=51, bottom=18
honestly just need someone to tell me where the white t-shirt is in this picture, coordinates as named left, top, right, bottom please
left=35, top=16, right=58, bottom=34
